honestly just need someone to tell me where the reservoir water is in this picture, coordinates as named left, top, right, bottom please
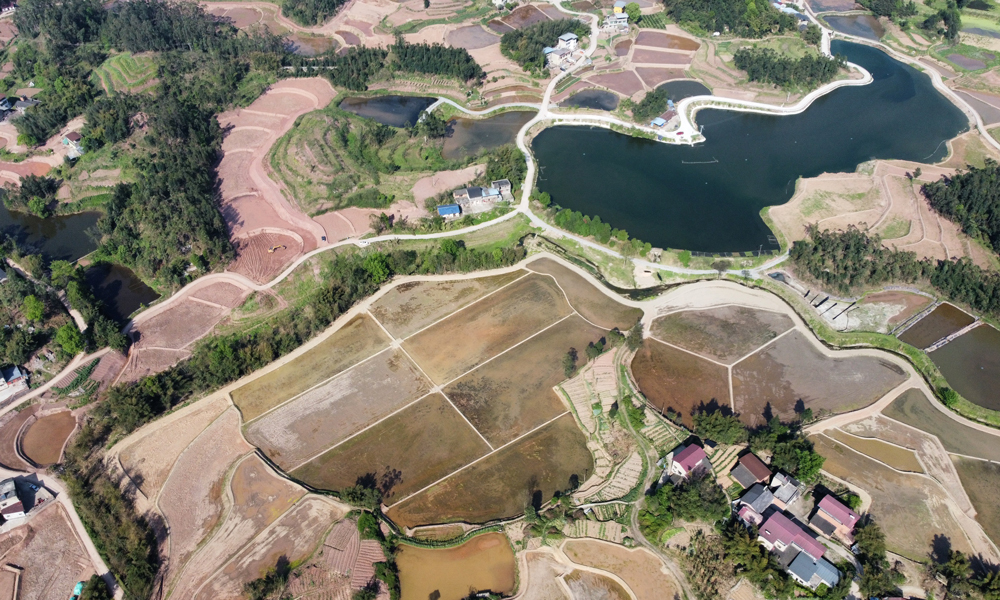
left=824, top=15, right=885, bottom=40
left=532, top=41, right=967, bottom=252
left=84, top=262, right=160, bottom=323
left=0, top=203, right=100, bottom=261
left=441, top=110, right=534, bottom=160
left=930, top=324, right=1000, bottom=411
left=658, top=80, right=712, bottom=102
left=339, top=95, right=436, bottom=127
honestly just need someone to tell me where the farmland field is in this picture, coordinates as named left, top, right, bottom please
left=630, top=339, right=730, bottom=426
left=0, top=405, right=37, bottom=471
left=444, top=315, right=605, bottom=446
left=397, top=532, right=516, bottom=600
left=290, top=393, right=491, bottom=502
left=245, top=349, right=431, bottom=470
left=650, top=306, right=793, bottom=364
left=20, top=411, right=75, bottom=467
left=732, top=331, right=906, bottom=426
left=883, top=388, right=1000, bottom=461
left=812, top=434, right=973, bottom=561
left=825, top=429, right=924, bottom=472
left=369, top=272, right=526, bottom=338
left=526, top=258, right=643, bottom=330
left=403, top=274, right=573, bottom=384
left=952, top=457, right=1000, bottom=545
left=92, top=52, right=157, bottom=94
left=386, top=413, right=592, bottom=528
left=563, top=539, right=681, bottom=600
left=232, top=314, right=390, bottom=421
left=565, top=570, right=631, bottom=600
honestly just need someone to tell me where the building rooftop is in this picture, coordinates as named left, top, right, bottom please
left=771, top=472, right=801, bottom=503
left=788, top=553, right=840, bottom=588
left=738, top=453, right=771, bottom=480
left=65, top=131, right=82, bottom=142
left=809, top=512, right=838, bottom=536
left=818, top=495, right=860, bottom=529
left=614, top=0, right=626, bottom=5
left=759, top=512, right=825, bottom=559
left=739, top=505, right=763, bottom=526
left=673, top=444, right=708, bottom=474
left=0, top=500, right=23, bottom=516
left=1, top=366, right=22, bottom=384
left=437, top=204, right=461, bottom=216
left=559, top=32, right=579, bottom=41
left=650, top=117, right=667, bottom=127
left=740, top=483, right=775, bottom=514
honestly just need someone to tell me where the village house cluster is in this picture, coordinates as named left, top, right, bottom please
left=543, top=33, right=585, bottom=70
left=437, top=179, right=512, bottom=219
left=602, top=1, right=630, bottom=32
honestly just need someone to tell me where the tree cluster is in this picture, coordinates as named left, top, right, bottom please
left=390, top=35, right=485, bottom=84
left=750, top=417, right=825, bottom=482
left=282, top=0, right=350, bottom=26
left=499, top=19, right=589, bottom=72
left=733, top=47, right=845, bottom=88
left=662, top=0, right=798, bottom=38
left=629, top=88, right=667, bottom=123
left=2, top=175, right=59, bottom=217
left=485, top=144, right=527, bottom=188
left=930, top=546, right=1000, bottom=600
left=550, top=206, right=653, bottom=257
left=693, top=410, right=748, bottom=444
left=920, top=0, right=961, bottom=40
left=0, top=266, right=61, bottom=365
left=853, top=520, right=906, bottom=598
left=922, top=159, right=1000, bottom=252
left=639, top=470, right=729, bottom=540
left=858, top=0, right=917, bottom=18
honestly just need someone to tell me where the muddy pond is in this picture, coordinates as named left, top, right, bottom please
left=339, top=95, right=436, bottom=127
left=84, top=262, right=160, bottom=323
left=532, top=41, right=966, bottom=252
left=561, top=89, right=619, bottom=110
left=397, top=532, right=516, bottom=600
left=930, top=323, right=1000, bottom=411
left=898, top=303, right=974, bottom=348
left=0, top=203, right=100, bottom=261
left=824, top=15, right=885, bottom=40
left=441, top=110, right=534, bottom=159
left=658, top=79, right=712, bottom=101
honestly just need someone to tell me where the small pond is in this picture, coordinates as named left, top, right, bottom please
left=947, top=53, right=991, bottom=70
left=84, top=262, right=160, bottom=323
left=338, top=95, right=436, bottom=127
left=562, top=89, right=619, bottom=111
left=898, top=303, right=975, bottom=348
left=441, top=110, right=534, bottom=160
left=614, top=40, right=632, bottom=56
left=287, top=33, right=336, bottom=56
left=657, top=79, right=711, bottom=102
left=0, top=203, right=100, bottom=262
left=930, top=324, right=1000, bottom=411
left=397, top=532, right=516, bottom=600
left=824, top=14, right=885, bottom=41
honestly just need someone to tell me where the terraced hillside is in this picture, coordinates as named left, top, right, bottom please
left=92, top=52, right=158, bottom=95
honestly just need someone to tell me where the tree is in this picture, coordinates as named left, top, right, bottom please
left=21, top=295, right=44, bottom=322
left=563, top=347, right=578, bottom=377
left=711, top=259, right=731, bottom=277
left=693, top=410, right=748, bottom=444
left=56, top=323, right=85, bottom=356
left=938, top=386, right=959, bottom=408
left=49, top=260, right=77, bottom=288
left=363, top=252, right=391, bottom=284
left=79, top=575, right=112, bottom=600
left=439, top=239, right=460, bottom=256
left=418, top=110, right=448, bottom=138
left=626, top=320, right=643, bottom=351
left=803, top=23, right=822, bottom=45
left=536, top=191, right=551, bottom=207
left=624, top=2, right=641, bottom=23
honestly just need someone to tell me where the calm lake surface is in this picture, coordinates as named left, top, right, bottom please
left=824, top=15, right=885, bottom=40
left=532, top=41, right=967, bottom=252
left=562, top=89, right=619, bottom=111
left=441, top=110, right=534, bottom=160
left=84, top=263, right=160, bottom=323
left=658, top=80, right=712, bottom=102
left=339, top=95, right=436, bottom=127
left=931, top=324, right=1000, bottom=411
left=0, top=203, right=100, bottom=261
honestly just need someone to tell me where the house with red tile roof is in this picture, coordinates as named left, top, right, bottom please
left=730, top=452, right=771, bottom=488
left=757, top=511, right=826, bottom=560
left=810, top=495, right=860, bottom=544
left=669, top=444, right=709, bottom=479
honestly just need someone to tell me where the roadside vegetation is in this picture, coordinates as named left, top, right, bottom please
left=661, top=0, right=800, bottom=38
left=733, top=48, right=845, bottom=88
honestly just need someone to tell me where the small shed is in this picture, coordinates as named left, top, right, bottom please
left=650, top=117, right=667, bottom=128
left=613, top=0, right=626, bottom=12
left=437, top=204, right=461, bottom=219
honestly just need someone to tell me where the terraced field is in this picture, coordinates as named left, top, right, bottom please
left=92, top=52, right=157, bottom=94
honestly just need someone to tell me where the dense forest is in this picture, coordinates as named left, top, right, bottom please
left=790, top=226, right=1000, bottom=319
left=390, top=35, right=485, bottom=84
left=281, top=0, right=350, bottom=26
left=922, top=161, right=1000, bottom=251
left=858, top=0, right=917, bottom=17
left=733, top=47, right=845, bottom=88
left=662, top=0, right=798, bottom=38
left=500, top=19, right=589, bottom=72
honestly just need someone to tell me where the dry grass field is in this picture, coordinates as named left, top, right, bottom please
left=369, top=272, right=526, bottom=338
left=403, top=274, right=572, bottom=384
left=650, top=306, right=793, bottom=364
left=290, top=393, right=491, bottom=503
left=812, top=434, right=974, bottom=561
left=562, top=539, right=681, bottom=600
left=386, top=413, right=592, bottom=528
left=952, top=457, right=1000, bottom=545
left=565, top=570, right=631, bottom=600
left=732, top=331, right=907, bottom=426
left=0, top=405, right=37, bottom=471
left=631, top=339, right=730, bottom=426
left=825, top=429, right=924, bottom=473
left=445, top=315, right=605, bottom=446
left=883, top=389, right=1000, bottom=461
left=527, top=258, right=643, bottom=330
left=20, top=410, right=75, bottom=466
left=0, top=504, right=95, bottom=600
left=522, top=551, right=571, bottom=600
left=245, top=349, right=431, bottom=470
left=231, top=314, right=390, bottom=421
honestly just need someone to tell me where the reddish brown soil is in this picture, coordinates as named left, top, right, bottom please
left=635, top=67, right=686, bottom=88
left=229, top=232, right=302, bottom=283
left=587, top=71, right=645, bottom=97
left=89, top=350, right=127, bottom=393
left=337, top=30, right=361, bottom=45
left=501, top=5, right=551, bottom=28
left=631, top=339, right=730, bottom=426
left=634, top=31, right=700, bottom=50
left=134, top=302, right=227, bottom=350
left=189, top=281, right=251, bottom=308
left=0, top=405, right=35, bottom=471
left=447, top=25, right=499, bottom=49
left=615, top=40, right=632, bottom=56
left=21, top=410, right=75, bottom=467
left=860, top=291, right=934, bottom=326
left=632, top=49, right=692, bottom=65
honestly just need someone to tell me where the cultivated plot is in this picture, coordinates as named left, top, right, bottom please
left=369, top=271, right=525, bottom=339
left=566, top=570, right=632, bottom=600
left=0, top=504, right=95, bottom=600
left=20, top=411, right=75, bottom=467
left=245, top=349, right=431, bottom=470
left=732, top=331, right=906, bottom=426
left=882, top=388, right=1000, bottom=462
left=812, top=434, right=973, bottom=561
left=386, top=413, right=593, bottom=528
left=290, top=393, right=491, bottom=503
left=824, top=429, right=923, bottom=473
left=630, top=339, right=730, bottom=427
left=952, top=457, right=1000, bottom=545
left=232, top=314, right=391, bottom=421
left=445, top=315, right=605, bottom=447
left=403, top=274, right=573, bottom=384
left=563, top=539, right=681, bottom=600
left=527, top=258, right=642, bottom=330
left=0, top=405, right=37, bottom=471
left=650, top=306, right=793, bottom=364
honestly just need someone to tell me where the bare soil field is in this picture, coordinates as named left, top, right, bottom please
left=160, top=408, right=252, bottom=588
left=883, top=388, right=1000, bottom=461
left=952, top=457, right=1000, bottom=545
left=898, top=303, right=974, bottom=348
left=118, top=347, right=191, bottom=384
left=386, top=413, right=592, bottom=528
left=90, top=350, right=127, bottom=393
left=1, top=504, right=95, bottom=600
left=403, top=274, right=572, bottom=384
left=20, top=410, right=75, bottom=466
left=586, top=71, right=646, bottom=97
left=635, top=31, right=700, bottom=50
left=562, top=539, right=681, bottom=600
left=0, top=405, right=38, bottom=470
left=825, top=429, right=923, bottom=472
left=230, top=232, right=302, bottom=283
left=812, top=433, right=974, bottom=561
left=291, top=393, right=491, bottom=502
left=630, top=339, right=729, bottom=427
left=502, top=5, right=551, bottom=28
left=527, top=258, right=642, bottom=330
left=245, top=349, right=431, bottom=470
left=447, top=25, right=500, bottom=49
left=446, top=315, right=604, bottom=446
left=411, top=164, right=486, bottom=205
left=650, top=306, right=793, bottom=364
left=522, top=551, right=571, bottom=600
left=565, top=570, right=631, bottom=600
left=855, top=291, right=933, bottom=331
left=195, top=497, right=343, bottom=600
left=632, top=49, right=693, bottom=64
left=397, top=532, right=516, bottom=600
left=233, top=314, right=390, bottom=421
left=284, top=519, right=355, bottom=599
left=131, top=301, right=228, bottom=350
left=634, top=67, right=686, bottom=88
left=119, top=394, right=229, bottom=498
left=732, top=331, right=907, bottom=426
left=369, top=272, right=525, bottom=339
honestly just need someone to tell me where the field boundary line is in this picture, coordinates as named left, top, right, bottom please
left=728, top=326, right=796, bottom=367
left=534, top=272, right=616, bottom=332
left=385, top=410, right=571, bottom=510
left=647, top=335, right=730, bottom=368
left=388, top=271, right=533, bottom=343
left=241, top=345, right=394, bottom=426
left=877, top=412, right=1000, bottom=464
